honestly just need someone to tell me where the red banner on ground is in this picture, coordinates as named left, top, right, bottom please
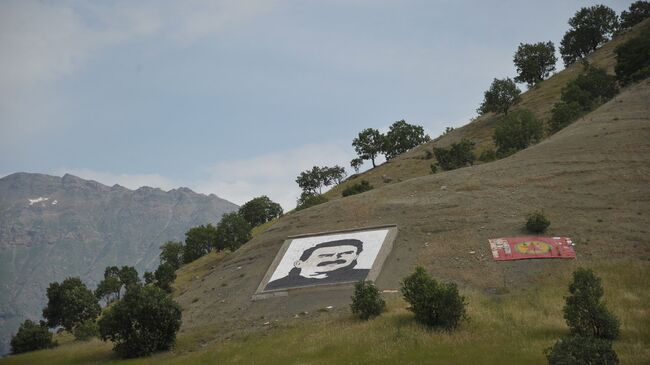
left=488, top=236, right=575, bottom=261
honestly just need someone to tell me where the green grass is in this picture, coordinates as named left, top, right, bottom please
left=2, top=259, right=648, bottom=365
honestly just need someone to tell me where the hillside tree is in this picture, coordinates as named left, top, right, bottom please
left=564, top=268, right=620, bottom=340
left=620, top=1, right=650, bottom=30
left=352, top=128, right=385, bottom=167
left=153, top=263, right=176, bottom=293
left=238, top=195, right=283, bottom=228
left=159, top=241, right=184, bottom=270
left=513, top=41, right=557, bottom=87
left=182, top=224, right=219, bottom=263
left=560, top=5, right=619, bottom=66
left=99, top=285, right=182, bottom=358
left=383, top=120, right=430, bottom=160
left=215, top=212, right=252, bottom=251
left=477, top=78, right=521, bottom=115
left=43, top=277, right=101, bottom=331
left=615, top=26, right=650, bottom=85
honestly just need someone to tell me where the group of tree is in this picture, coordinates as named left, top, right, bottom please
left=546, top=268, right=620, bottom=364
left=351, top=120, right=430, bottom=170
left=476, top=2, right=649, bottom=149
left=11, top=268, right=183, bottom=358
left=154, top=195, right=282, bottom=268
left=350, top=267, right=467, bottom=332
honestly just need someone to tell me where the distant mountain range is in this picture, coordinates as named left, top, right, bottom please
left=0, top=172, right=238, bottom=355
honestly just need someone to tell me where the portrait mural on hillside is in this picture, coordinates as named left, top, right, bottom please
left=257, top=226, right=396, bottom=293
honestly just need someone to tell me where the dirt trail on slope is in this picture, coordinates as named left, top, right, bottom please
left=174, top=79, right=650, bottom=348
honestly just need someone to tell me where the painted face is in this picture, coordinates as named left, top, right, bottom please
left=295, top=245, right=359, bottom=279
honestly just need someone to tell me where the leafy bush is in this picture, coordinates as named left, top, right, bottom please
left=564, top=268, right=620, bottom=340
left=525, top=210, right=550, bottom=233
left=342, top=180, right=374, bottom=197
left=10, top=320, right=56, bottom=354
left=478, top=149, right=497, bottom=162
left=548, top=101, right=584, bottom=133
left=615, top=26, right=650, bottom=86
left=493, top=109, right=543, bottom=157
left=433, top=139, right=475, bottom=170
left=99, top=285, right=182, bottom=358
left=400, top=267, right=467, bottom=330
left=546, top=335, right=619, bottom=365
left=73, top=319, right=99, bottom=341
left=430, top=164, right=438, bottom=174
left=296, top=192, right=328, bottom=211
left=350, top=280, right=386, bottom=320
left=562, top=67, right=619, bottom=111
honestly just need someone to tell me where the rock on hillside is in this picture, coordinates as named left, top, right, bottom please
left=0, top=172, right=238, bottom=355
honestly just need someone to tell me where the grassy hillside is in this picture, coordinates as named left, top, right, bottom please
left=2, top=19, right=649, bottom=365
left=2, top=260, right=648, bottom=364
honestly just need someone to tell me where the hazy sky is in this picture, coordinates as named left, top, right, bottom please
left=0, top=0, right=631, bottom=209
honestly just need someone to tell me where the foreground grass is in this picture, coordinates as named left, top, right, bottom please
left=2, top=259, right=648, bottom=365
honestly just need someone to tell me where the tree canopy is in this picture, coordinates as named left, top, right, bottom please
left=352, top=128, right=384, bottom=167
left=615, top=26, right=650, bottom=86
left=43, top=277, right=101, bottom=331
left=477, top=78, right=521, bottom=115
left=383, top=120, right=430, bottom=160
left=98, top=285, right=182, bottom=358
left=215, top=212, right=252, bottom=251
left=159, top=241, right=184, bottom=270
left=513, top=41, right=557, bottom=87
left=560, top=5, right=619, bottom=66
left=296, top=165, right=346, bottom=194
left=238, top=195, right=283, bottom=228
left=620, top=1, right=650, bottom=30
left=182, top=224, right=218, bottom=263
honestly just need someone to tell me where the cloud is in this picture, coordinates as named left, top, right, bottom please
left=0, top=0, right=279, bottom=145
left=193, top=142, right=355, bottom=210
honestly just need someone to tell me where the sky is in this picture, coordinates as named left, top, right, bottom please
left=0, top=0, right=632, bottom=210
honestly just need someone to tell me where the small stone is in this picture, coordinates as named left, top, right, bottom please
left=469, top=251, right=476, bottom=254
left=440, top=185, right=447, bottom=190
left=263, top=321, right=270, bottom=325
